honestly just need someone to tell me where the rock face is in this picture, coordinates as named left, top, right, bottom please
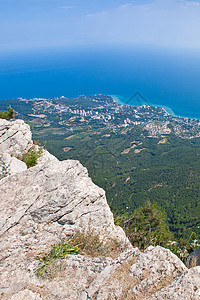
left=0, top=119, right=58, bottom=177
left=149, top=266, right=200, bottom=300
left=0, top=153, right=27, bottom=176
left=186, top=247, right=200, bottom=268
left=0, top=119, right=32, bottom=177
left=0, top=119, right=33, bottom=156
left=0, top=118, right=200, bottom=299
left=0, top=158, right=127, bottom=241
left=84, top=246, right=187, bottom=300
left=130, top=246, right=187, bottom=299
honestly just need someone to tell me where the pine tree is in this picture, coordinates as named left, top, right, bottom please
left=124, top=200, right=173, bottom=249
left=0, top=107, right=15, bottom=120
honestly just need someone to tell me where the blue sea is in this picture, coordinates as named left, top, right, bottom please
left=1, top=46, right=200, bottom=119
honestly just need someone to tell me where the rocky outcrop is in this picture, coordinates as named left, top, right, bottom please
left=0, top=119, right=32, bottom=177
left=0, top=158, right=127, bottom=241
left=149, top=266, right=200, bottom=300
left=186, top=247, right=200, bottom=268
left=1, top=241, right=199, bottom=299
left=0, top=119, right=58, bottom=177
left=0, top=119, right=33, bottom=156
left=0, top=153, right=27, bottom=176
left=130, top=246, right=187, bottom=299
left=0, top=118, right=200, bottom=299
left=83, top=246, right=188, bottom=300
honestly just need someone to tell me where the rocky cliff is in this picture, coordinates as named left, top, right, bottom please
left=0, top=119, right=200, bottom=300
left=186, top=247, right=200, bottom=269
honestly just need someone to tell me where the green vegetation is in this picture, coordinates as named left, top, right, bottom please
left=123, top=200, right=173, bottom=249
left=51, top=130, right=200, bottom=242
left=114, top=201, right=200, bottom=262
left=0, top=107, right=15, bottom=120
left=20, top=146, right=43, bottom=168
left=0, top=97, right=199, bottom=244
left=36, top=239, right=79, bottom=278
left=36, top=229, right=121, bottom=278
left=0, top=161, right=8, bottom=180
left=166, top=232, right=200, bottom=262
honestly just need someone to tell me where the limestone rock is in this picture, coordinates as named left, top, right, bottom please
left=8, top=289, right=42, bottom=300
left=186, top=247, right=200, bottom=268
left=85, top=248, right=139, bottom=299
left=0, top=119, right=131, bottom=299
left=0, top=153, right=27, bottom=177
left=0, top=119, right=33, bottom=156
left=36, top=148, right=58, bottom=165
left=148, top=266, right=200, bottom=299
left=85, top=246, right=187, bottom=300
left=0, top=156, right=130, bottom=299
left=129, top=246, right=187, bottom=299
left=0, top=159, right=127, bottom=243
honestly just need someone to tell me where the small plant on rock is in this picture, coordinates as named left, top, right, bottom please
left=71, top=228, right=121, bottom=258
left=35, top=229, right=122, bottom=279
left=35, top=240, right=79, bottom=278
left=20, top=146, right=43, bottom=168
left=0, top=161, right=8, bottom=179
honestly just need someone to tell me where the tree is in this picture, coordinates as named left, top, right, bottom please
left=0, top=107, right=15, bottom=120
left=124, top=200, right=173, bottom=249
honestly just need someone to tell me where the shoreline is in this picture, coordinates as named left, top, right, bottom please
left=110, top=94, right=199, bottom=121
left=0, top=94, right=199, bottom=121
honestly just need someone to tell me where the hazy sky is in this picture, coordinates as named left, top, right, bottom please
left=1, top=0, right=200, bottom=51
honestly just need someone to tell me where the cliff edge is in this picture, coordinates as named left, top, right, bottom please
left=0, top=119, right=199, bottom=299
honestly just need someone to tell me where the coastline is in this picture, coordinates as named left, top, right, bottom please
left=110, top=94, right=198, bottom=121
left=0, top=94, right=199, bottom=121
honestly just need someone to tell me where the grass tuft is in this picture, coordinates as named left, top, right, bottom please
left=20, top=146, right=43, bottom=168
left=35, top=229, right=122, bottom=279
left=35, top=240, right=79, bottom=278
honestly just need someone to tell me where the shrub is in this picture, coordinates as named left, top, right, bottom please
left=71, top=229, right=121, bottom=258
left=0, top=161, right=8, bottom=179
left=123, top=200, right=173, bottom=250
left=0, top=107, right=15, bottom=120
left=115, top=201, right=200, bottom=263
left=21, top=146, right=43, bottom=168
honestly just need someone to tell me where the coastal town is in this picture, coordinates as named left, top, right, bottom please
left=14, top=94, right=200, bottom=139
left=1, top=93, right=200, bottom=245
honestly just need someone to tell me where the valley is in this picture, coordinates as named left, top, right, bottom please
left=0, top=95, right=200, bottom=241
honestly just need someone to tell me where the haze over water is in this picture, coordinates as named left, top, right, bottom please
left=1, top=46, right=200, bottom=119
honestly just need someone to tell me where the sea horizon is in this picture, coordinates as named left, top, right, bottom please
left=1, top=46, right=200, bottom=121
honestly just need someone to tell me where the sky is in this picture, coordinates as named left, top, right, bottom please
left=1, top=0, right=200, bottom=52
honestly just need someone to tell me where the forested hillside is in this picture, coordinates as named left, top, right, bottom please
left=0, top=97, right=199, bottom=242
